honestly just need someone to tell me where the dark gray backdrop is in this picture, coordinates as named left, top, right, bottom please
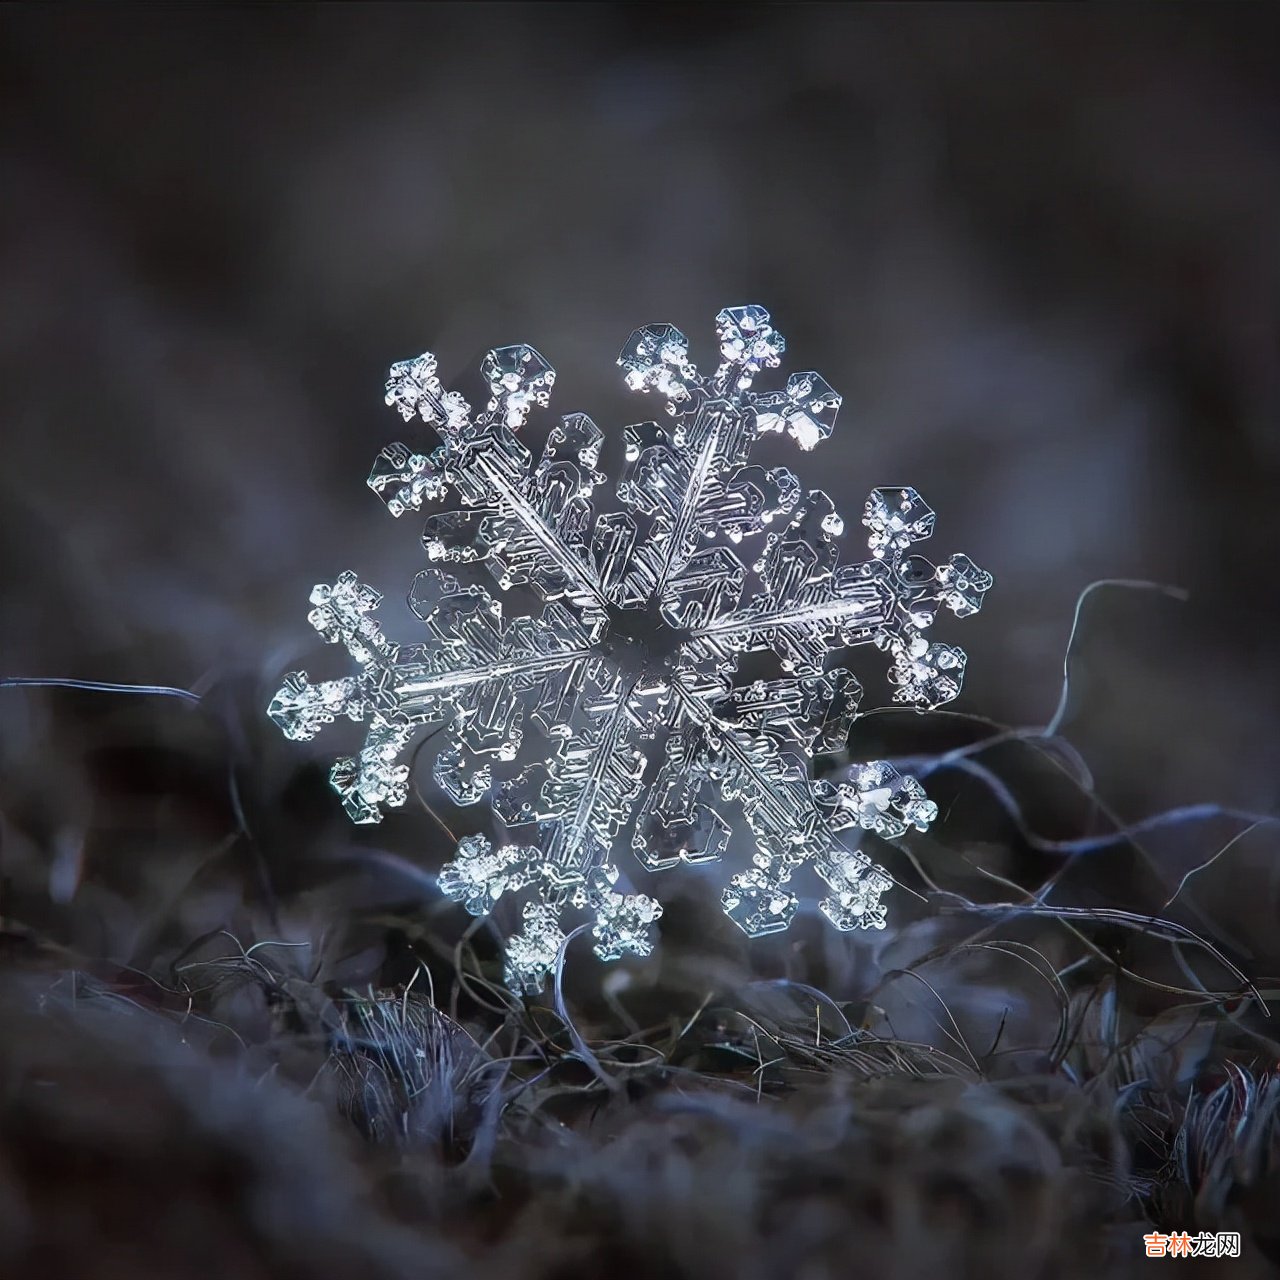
left=2, top=3, right=1277, bottom=879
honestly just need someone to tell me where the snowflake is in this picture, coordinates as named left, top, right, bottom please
left=269, top=306, right=992, bottom=991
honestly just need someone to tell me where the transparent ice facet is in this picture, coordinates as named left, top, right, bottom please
left=481, top=344, right=556, bottom=429
left=271, top=307, right=991, bottom=989
left=504, top=901, right=568, bottom=994
left=573, top=864, right=663, bottom=964
left=754, top=371, right=840, bottom=450
left=436, top=833, right=541, bottom=916
left=715, top=304, right=786, bottom=388
left=863, top=486, right=936, bottom=560
left=814, top=760, right=939, bottom=840
left=816, top=848, right=894, bottom=932
left=722, top=866, right=799, bottom=936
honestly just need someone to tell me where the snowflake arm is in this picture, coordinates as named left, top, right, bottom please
left=379, top=346, right=610, bottom=611
left=664, top=677, right=894, bottom=937
left=268, top=571, right=600, bottom=823
left=495, top=667, right=648, bottom=884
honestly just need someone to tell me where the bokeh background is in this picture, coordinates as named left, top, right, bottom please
left=4, top=3, right=1278, bottom=805
left=2, top=6, right=1280, bottom=1276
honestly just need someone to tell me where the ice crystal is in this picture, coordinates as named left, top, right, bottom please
left=269, top=306, right=992, bottom=991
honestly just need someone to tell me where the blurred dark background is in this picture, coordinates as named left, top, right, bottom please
left=2, top=2, right=1280, bottom=960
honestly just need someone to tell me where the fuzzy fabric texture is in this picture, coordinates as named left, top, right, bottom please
left=2, top=5, right=1279, bottom=1278
left=0, top=661, right=1276, bottom=1279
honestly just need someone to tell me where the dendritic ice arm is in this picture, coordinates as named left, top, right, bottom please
left=503, top=871, right=663, bottom=994
left=377, top=345, right=611, bottom=612
left=681, top=485, right=991, bottom=710
left=437, top=836, right=661, bottom=991
left=612, top=307, right=825, bottom=606
left=662, top=676, right=898, bottom=938
left=495, top=664, right=648, bottom=882
left=862, top=488, right=993, bottom=707
left=268, top=570, right=600, bottom=823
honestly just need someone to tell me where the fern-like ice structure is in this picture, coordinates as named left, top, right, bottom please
left=269, top=307, right=991, bottom=990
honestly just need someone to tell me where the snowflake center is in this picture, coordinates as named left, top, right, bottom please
left=600, top=599, right=689, bottom=675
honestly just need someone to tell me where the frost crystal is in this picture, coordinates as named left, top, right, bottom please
left=269, top=306, right=992, bottom=991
